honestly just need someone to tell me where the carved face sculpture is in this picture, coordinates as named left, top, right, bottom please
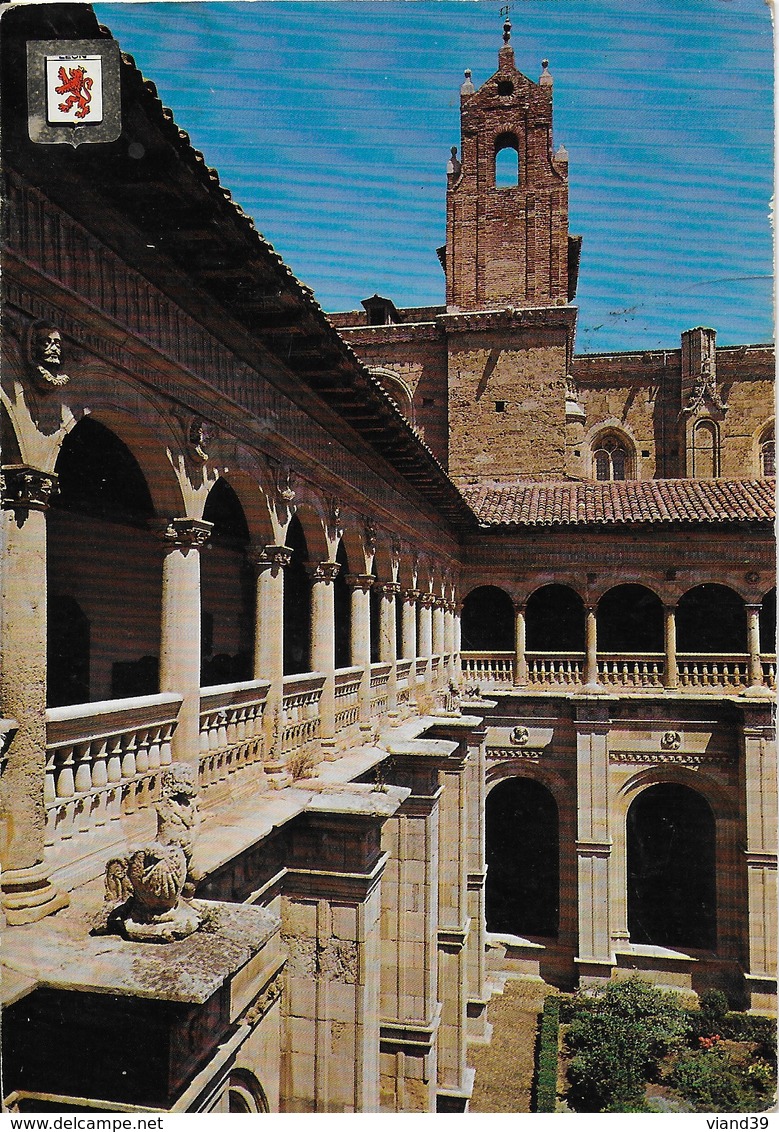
left=33, top=325, right=62, bottom=367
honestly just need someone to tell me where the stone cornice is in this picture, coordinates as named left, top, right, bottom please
left=437, top=305, right=578, bottom=335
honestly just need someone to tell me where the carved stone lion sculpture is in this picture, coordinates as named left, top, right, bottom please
left=96, top=761, right=202, bottom=943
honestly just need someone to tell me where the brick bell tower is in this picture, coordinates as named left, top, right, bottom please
left=441, top=16, right=581, bottom=482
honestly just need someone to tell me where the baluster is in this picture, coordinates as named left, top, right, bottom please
left=73, top=741, right=94, bottom=834
left=135, top=728, right=151, bottom=809
left=55, top=745, right=76, bottom=839
left=121, top=732, right=138, bottom=814
left=160, top=721, right=173, bottom=767
left=148, top=726, right=161, bottom=773
left=106, top=735, right=123, bottom=821
left=91, top=739, right=109, bottom=826
left=44, top=748, right=57, bottom=846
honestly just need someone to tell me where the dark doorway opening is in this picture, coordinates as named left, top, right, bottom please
left=526, top=584, right=585, bottom=650
left=627, top=783, right=716, bottom=950
left=461, top=586, right=514, bottom=651
left=486, top=777, right=559, bottom=938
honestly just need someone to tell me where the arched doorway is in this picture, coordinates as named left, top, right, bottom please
left=627, top=783, right=717, bottom=950
left=486, top=778, right=559, bottom=938
left=201, top=478, right=253, bottom=686
left=283, top=514, right=311, bottom=675
left=677, top=585, right=746, bottom=653
left=461, top=586, right=514, bottom=650
left=526, top=584, right=585, bottom=650
left=597, top=584, right=663, bottom=652
left=49, top=417, right=159, bottom=702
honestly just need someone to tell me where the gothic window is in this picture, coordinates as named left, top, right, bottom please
left=760, top=426, right=775, bottom=477
left=692, top=419, right=719, bottom=479
left=592, top=434, right=629, bottom=481
left=494, top=133, right=519, bottom=188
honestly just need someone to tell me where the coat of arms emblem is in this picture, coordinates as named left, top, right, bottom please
left=45, top=55, right=103, bottom=124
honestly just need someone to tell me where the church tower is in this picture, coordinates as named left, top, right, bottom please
left=441, top=19, right=581, bottom=482
left=444, top=18, right=580, bottom=312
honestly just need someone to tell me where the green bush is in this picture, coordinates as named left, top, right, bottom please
left=720, top=1012, right=777, bottom=1062
left=564, top=977, right=687, bottom=1112
left=669, top=1048, right=776, bottom=1112
left=535, top=997, right=560, bottom=1112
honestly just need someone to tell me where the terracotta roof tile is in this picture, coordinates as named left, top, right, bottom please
left=461, top=479, right=776, bottom=527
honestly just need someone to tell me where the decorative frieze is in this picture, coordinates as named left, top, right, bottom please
left=485, top=747, right=544, bottom=761
left=609, top=750, right=733, bottom=767
left=1, top=465, right=58, bottom=511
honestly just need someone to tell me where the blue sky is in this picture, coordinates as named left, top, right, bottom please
left=94, top=0, right=773, bottom=354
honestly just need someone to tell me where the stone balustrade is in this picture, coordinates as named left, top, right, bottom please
left=461, top=651, right=514, bottom=686
left=370, top=661, right=392, bottom=714
left=597, top=654, right=664, bottom=688
left=44, top=693, right=181, bottom=845
left=334, top=665, right=362, bottom=730
left=198, top=678, right=270, bottom=792
left=396, top=658, right=413, bottom=704
left=677, top=653, right=750, bottom=690
left=281, top=672, right=324, bottom=753
left=528, top=652, right=585, bottom=686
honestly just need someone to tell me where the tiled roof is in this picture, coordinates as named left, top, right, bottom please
left=461, top=479, right=776, bottom=527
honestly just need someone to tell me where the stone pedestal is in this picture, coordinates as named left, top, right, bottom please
left=573, top=698, right=614, bottom=986
left=160, top=518, right=212, bottom=767
left=2, top=900, right=283, bottom=1111
left=378, top=737, right=456, bottom=1111
left=0, top=466, right=68, bottom=924
left=280, top=785, right=408, bottom=1112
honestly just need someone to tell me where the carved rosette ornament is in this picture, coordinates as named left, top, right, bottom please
left=27, top=321, right=70, bottom=389
left=97, top=762, right=203, bottom=943
left=164, top=517, right=213, bottom=549
left=311, top=561, right=340, bottom=584
left=1, top=465, right=59, bottom=512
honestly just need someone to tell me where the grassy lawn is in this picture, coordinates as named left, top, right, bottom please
left=469, top=978, right=554, bottom=1112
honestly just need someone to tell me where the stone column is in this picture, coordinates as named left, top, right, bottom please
left=453, top=602, right=463, bottom=685
left=309, top=561, right=339, bottom=743
left=513, top=602, right=528, bottom=687
left=159, top=517, right=212, bottom=767
left=377, top=582, right=400, bottom=714
left=574, top=698, right=614, bottom=986
left=401, top=589, right=419, bottom=705
left=0, top=466, right=69, bottom=924
left=433, top=600, right=445, bottom=660
left=424, top=718, right=478, bottom=1111
left=379, top=738, right=453, bottom=1112
left=254, top=545, right=292, bottom=778
left=418, top=595, right=434, bottom=696
left=745, top=604, right=764, bottom=689
left=663, top=604, right=678, bottom=690
left=280, top=785, right=407, bottom=1113
left=347, top=574, right=374, bottom=726
left=443, top=602, right=456, bottom=684
left=739, top=704, right=777, bottom=1011
left=584, top=604, right=599, bottom=688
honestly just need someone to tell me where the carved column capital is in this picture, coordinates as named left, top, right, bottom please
left=402, top=588, right=421, bottom=604
left=163, top=517, right=213, bottom=549
left=345, top=573, right=374, bottom=592
left=418, top=592, right=437, bottom=609
left=255, top=544, right=294, bottom=570
left=310, top=560, right=341, bottom=584
left=2, top=465, right=58, bottom=512
left=375, top=581, right=401, bottom=597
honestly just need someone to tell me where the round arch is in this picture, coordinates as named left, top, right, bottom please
left=626, top=782, right=717, bottom=950
left=369, top=368, right=414, bottom=423
left=526, top=584, right=585, bottom=651
left=597, top=583, right=663, bottom=652
left=485, top=776, right=559, bottom=938
left=461, top=585, right=514, bottom=651
left=586, top=421, right=638, bottom=482
left=677, top=584, right=747, bottom=653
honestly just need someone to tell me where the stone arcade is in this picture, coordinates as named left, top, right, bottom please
left=0, top=5, right=775, bottom=1114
